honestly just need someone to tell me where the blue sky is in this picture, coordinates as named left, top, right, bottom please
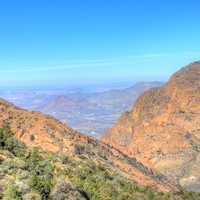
left=0, top=0, right=200, bottom=88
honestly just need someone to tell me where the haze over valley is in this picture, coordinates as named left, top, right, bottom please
left=0, top=81, right=162, bottom=136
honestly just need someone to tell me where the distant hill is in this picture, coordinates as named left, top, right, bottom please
left=0, top=82, right=162, bottom=136
left=39, top=81, right=163, bottom=136
left=102, top=62, right=200, bottom=191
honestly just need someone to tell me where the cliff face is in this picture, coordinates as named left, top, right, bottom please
left=0, top=98, right=177, bottom=192
left=102, top=62, right=200, bottom=191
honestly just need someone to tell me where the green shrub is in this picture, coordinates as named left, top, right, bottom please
left=3, top=183, right=23, bottom=200
left=0, top=127, right=26, bottom=157
left=29, top=175, right=53, bottom=200
left=25, top=149, right=54, bottom=200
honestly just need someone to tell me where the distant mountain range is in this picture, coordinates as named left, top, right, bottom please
left=0, top=81, right=162, bottom=136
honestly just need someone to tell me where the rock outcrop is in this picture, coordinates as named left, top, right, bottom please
left=102, top=62, right=200, bottom=191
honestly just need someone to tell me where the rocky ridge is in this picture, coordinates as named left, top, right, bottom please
left=102, top=62, right=200, bottom=191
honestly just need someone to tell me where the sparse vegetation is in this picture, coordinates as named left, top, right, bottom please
left=0, top=127, right=200, bottom=200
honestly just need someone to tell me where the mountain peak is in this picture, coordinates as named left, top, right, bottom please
left=103, top=62, right=200, bottom=191
left=168, top=61, right=200, bottom=89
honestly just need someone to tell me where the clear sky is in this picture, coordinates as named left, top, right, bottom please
left=0, top=0, right=200, bottom=88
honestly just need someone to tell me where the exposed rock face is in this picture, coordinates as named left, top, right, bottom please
left=0, top=97, right=178, bottom=192
left=102, top=62, right=200, bottom=191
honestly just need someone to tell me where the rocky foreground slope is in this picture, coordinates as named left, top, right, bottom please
left=102, top=62, right=200, bottom=191
left=1, top=127, right=198, bottom=199
left=0, top=98, right=178, bottom=192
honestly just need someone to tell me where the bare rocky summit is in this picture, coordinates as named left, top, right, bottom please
left=102, top=62, right=200, bottom=191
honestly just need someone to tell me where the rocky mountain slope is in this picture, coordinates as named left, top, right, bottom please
left=102, top=62, right=200, bottom=191
left=0, top=98, right=178, bottom=192
left=1, top=127, right=198, bottom=200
